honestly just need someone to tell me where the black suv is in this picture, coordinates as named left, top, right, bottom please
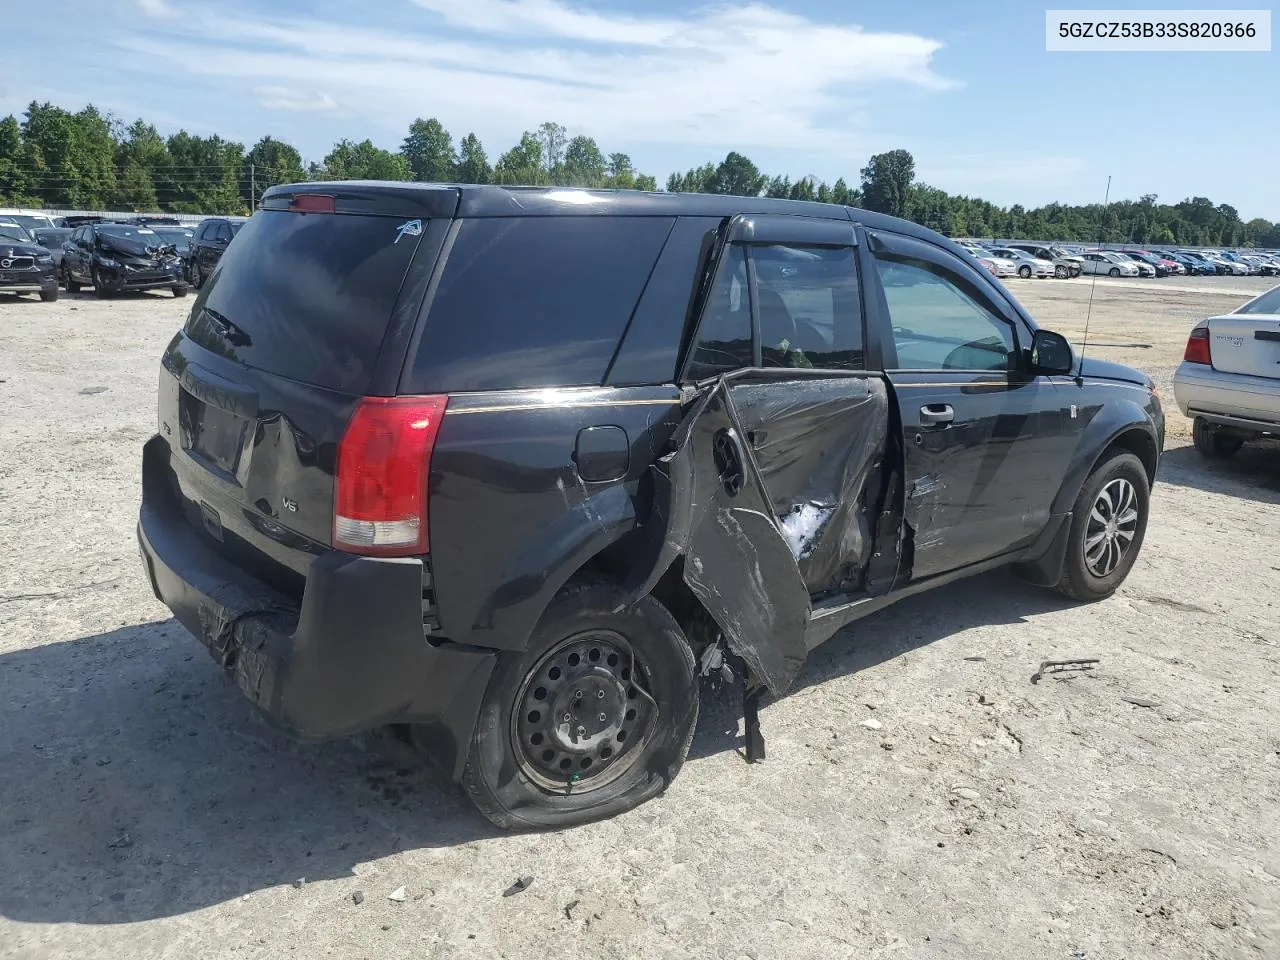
left=0, top=222, right=58, bottom=301
left=61, top=222, right=187, bottom=297
left=188, top=217, right=245, bottom=288
left=137, top=183, right=1164, bottom=828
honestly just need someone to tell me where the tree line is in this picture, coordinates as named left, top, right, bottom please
left=2, top=101, right=1277, bottom=248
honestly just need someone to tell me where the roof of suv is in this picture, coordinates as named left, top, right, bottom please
left=260, top=181, right=956, bottom=249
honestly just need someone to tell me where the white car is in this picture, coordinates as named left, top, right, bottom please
left=1172, top=283, right=1280, bottom=458
left=988, top=247, right=1054, bottom=279
left=1078, top=251, right=1140, bottom=277
left=1202, top=253, right=1250, bottom=276
left=959, top=244, right=1017, bottom=277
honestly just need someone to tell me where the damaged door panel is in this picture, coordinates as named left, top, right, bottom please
left=627, top=373, right=897, bottom=696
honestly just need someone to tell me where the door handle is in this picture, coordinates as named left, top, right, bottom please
left=920, top=403, right=954, bottom=426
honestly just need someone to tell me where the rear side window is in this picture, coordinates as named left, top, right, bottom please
left=184, top=210, right=420, bottom=394
left=406, top=216, right=674, bottom=392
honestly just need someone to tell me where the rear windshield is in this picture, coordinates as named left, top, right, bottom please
left=1237, top=286, right=1280, bottom=315
left=184, top=210, right=420, bottom=394
left=406, top=216, right=674, bottom=392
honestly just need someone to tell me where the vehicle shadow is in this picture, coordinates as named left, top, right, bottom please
left=1156, top=442, right=1280, bottom=504
left=0, top=572, right=1072, bottom=925
left=0, top=620, right=496, bottom=926
left=687, top=569, right=1076, bottom=761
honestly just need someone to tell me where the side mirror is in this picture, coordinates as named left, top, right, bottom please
left=1031, top=329, right=1074, bottom=376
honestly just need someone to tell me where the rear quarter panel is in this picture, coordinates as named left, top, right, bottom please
left=428, top=386, right=683, bottom=652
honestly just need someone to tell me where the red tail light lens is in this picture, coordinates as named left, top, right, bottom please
left=291, top=194, right=335, bottom=213
left=1183, top=325, right=1212, bottom=365
left=334, top=395, right=448, bottom=556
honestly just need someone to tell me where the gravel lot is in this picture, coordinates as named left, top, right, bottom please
left=1, top=276, right=1278, bottom=960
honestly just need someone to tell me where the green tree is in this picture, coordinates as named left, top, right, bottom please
left=494, top=132, right=547, bottom=185
left=707, top=152, right=766, bottom=197
left=634, top=173, right=658, bottom=192
left=0, top=114, right=37, bottom=203
left=319, top=139, right=409, bottom=181
left=537, top=122, right=568, bottom=175
left=456, top=133, right=491, bottom=184
left=243, top=135, right=304, bottom=209
left=606, top=152, right=635, bottom=189
left=563, top=135, right=606, bottom=186
left=165, top=131, right=246, bottom=213
left=860, top=148, right=915, bottom=218
left=401, top=118, right=456, bottom=182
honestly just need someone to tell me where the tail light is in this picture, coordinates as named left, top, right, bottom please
left=334, top=395, right=448, bottom=556
left=1183, top=325, right=1212, bottom=365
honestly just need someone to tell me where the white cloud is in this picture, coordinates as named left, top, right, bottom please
left=256, top=86, right=339, bottom=112
left=135, top=0, right=175, bottom=17
left=116, top=0, right=955, bottom=155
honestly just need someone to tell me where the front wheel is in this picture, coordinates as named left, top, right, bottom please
left=190, top=261, right=203, bottom=289
left=458, top=581, right=698, bottom=830
left=92, top=269, right=113, bottom=298
left=1018, top=265, right=1032, bottom=279
left=172, top=284, right=188, bottom=298
left=39, top=286, right=59, bottom=302
left=1055, top=265, right=1068, bottom=279
left=1108, top=267, right=1121, bottom=277
left=1054, top=451, right=1149, bottom=601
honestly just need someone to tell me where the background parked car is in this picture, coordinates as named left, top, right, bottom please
left=1201, top=253, right=1249, bottom=275
left=189, top=217, right=246, bottom=288
left=960, top=244, right=1018, bottom=277
left=1118, top=251, right=1168, bottom=277
left=31, top=227, right=72, bottom=271
left=1079, top=251, right=1140, bottom=277
left=61, top=222, right=187, bottom=298
left=1004, top=242, right=1083, bottom=278
left=988, top=247, right=1055, bottom=278
left=0, top=222, right=59, bottom=301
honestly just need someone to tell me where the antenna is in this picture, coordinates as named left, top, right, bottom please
left=1076, top=175, right=1111, bottom=384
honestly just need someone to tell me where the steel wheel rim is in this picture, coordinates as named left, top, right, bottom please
left=1084, top=478, right=1139, bottom=578
left=511, top=629, right=658, bottom=792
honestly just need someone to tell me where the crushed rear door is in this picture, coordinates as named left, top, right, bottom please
left=629, top=373, right=895, bottom=696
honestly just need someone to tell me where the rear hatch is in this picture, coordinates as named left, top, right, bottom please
left=1208, top=312, right=1280, bottom=379
left=154, top=184, right=456, bottom=600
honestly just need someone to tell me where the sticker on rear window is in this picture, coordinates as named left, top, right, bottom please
left=395, top=219, right=422, bottom=244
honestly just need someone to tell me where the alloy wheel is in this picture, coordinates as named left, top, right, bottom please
left=1084, top=478, right=1139, bottom=577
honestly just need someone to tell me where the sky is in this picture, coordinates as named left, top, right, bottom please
left=4, top=0, right=1277, bottom=218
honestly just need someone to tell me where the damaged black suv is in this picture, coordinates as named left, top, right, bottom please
left=137, top=183, right=1164, bottom=828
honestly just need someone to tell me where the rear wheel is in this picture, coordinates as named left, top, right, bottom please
left=1192, top=416, right=1244, bottom=459
left=191, top=261, right=203, bottom=289
left=1018, top=265, right=1032, bottom=279
left=1054, top=451, right=1149, bottom=601
left=64, top=266, right=80, bottom=293
left=459, top=581, right=698, bottom=830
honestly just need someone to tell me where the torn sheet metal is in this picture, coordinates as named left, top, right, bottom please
left=728, top=377, right=890, bottom=596
left=631, top=381, right=811, bottom=695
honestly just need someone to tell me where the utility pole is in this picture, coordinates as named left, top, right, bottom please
left=250, top=163, right=257, bottom=210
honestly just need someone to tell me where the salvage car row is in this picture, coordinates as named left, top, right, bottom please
left=0, top=215, right=244, bottom=301
left=958, top=240, right=1280, bottom=280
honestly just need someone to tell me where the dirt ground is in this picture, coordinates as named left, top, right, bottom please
left=1, top=276, right=1278, bottom=960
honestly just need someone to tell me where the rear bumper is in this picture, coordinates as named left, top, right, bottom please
left=137, top=435, right=495, bottom=777
left=1173, top=362, right=1280, bottom=426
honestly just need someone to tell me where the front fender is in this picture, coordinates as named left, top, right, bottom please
left=463, top=481, right=639, bottom=652
left=1052, top=388, right=1161, bottom=516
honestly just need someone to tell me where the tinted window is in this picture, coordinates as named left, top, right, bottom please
left=184, top=210, right=421, bottom=394
left=754, top=244, right=862, bottom=370
left=407, top=216, right=673, bottom=392
left=686, top=244, right=752, bottom=379
left=199, top=222, right=216, bottom=240
left=216, top=223, right=233, bottom=242
left=874, top=257, right=1015, bottom=371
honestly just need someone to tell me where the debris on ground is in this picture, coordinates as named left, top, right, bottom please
left=951, top=786, right=980, bottom=801
left=107, top=832, right=133, bottom=849
left=564, top=899, right=580, bottom=919
left=352, top=890, right=365, bottom=905
left=79, top=386, right=109, bottom=395
left=292, top=878, right=306, bottom=890
left=1030, top=658, right=1100, bottom=684
left=858, top=718, right=883, bottom=731
left=388, top=886, right=407, bottom=902
left=964, top=656, right=987, bottom=662
left=1122, top=696, right=1161, bottom=708
left=503, top=876, right=534, bottom=897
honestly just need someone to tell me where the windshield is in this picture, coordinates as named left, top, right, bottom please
left=1, top=214, right=53, bottom=231
left=151, top=228, right=194, bottom=244
left=98, top=225, right=160, bottom=241
left=0, top=224, right=34, bottom=243
left=1237, top=285, right=1280, bottom=315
